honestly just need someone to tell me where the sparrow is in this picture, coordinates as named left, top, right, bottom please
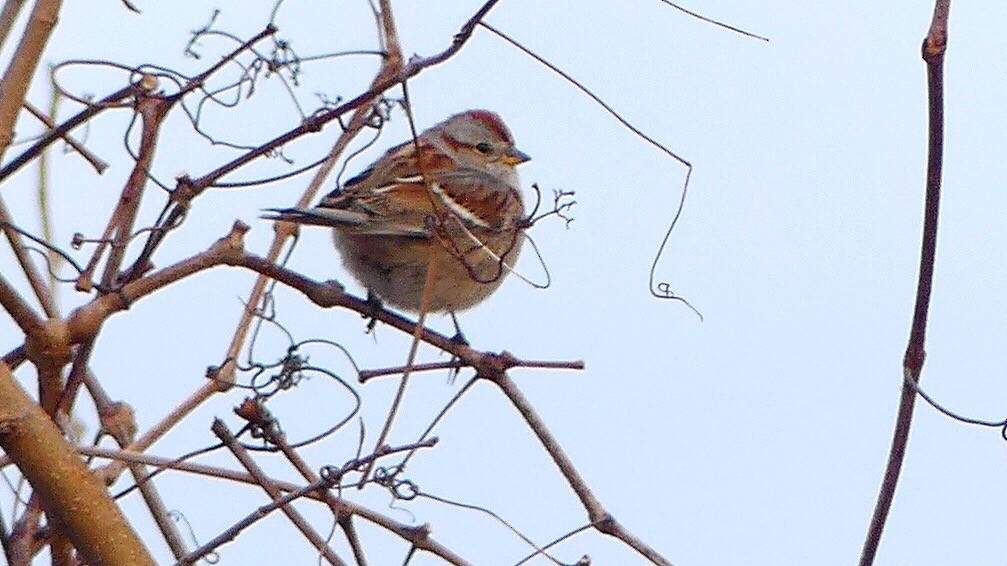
left=266, top=110, right=531, bottom=314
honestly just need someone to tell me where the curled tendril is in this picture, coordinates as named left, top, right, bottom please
left=904, top=375, right=1007, bottom=438
left=169, top=510, right=219, bottom=564
left=216, top=317, right=363, bottom=451
left=0, top=221, right=86, bottom=276
left=373, top=466, right=419, bottom=501
left=652, top=282, right=703, bottom=321
left=23, top=246, right=81, bottom=284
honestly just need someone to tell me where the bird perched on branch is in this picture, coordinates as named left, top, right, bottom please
left=265, top=110, right=531, bottom=314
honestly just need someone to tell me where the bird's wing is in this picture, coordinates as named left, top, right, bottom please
left=264, top=139, right=519, bottom=238
left=424, top=167, right=523, bottom=231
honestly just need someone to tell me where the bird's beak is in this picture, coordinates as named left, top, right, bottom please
left=502, top=148, right=532, bottom=166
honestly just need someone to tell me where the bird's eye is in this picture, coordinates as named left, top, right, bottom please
left=475, top=142, right=492, bottom=154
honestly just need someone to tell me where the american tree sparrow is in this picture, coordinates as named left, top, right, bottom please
left=267, top=110, right=531, bottom=314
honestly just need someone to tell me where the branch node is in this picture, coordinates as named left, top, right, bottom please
left=171, top=175, right=199, bottom=207
left=306, top=279, right=346, bottom=306
left=592, top=512, right=617, bottom=534
left=0, top=409, right=28, bottom=434
left=210, top=221, right=250, bottom=262
left=407, top=523, right=432, bottom=544
left=138, top=74, right=159, bottom=92
left=98, top=401, right=137, bottom=445
left=24, top=319, right=72, bottom=370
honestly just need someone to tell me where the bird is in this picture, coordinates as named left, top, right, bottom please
left=265, top=109, right=531, bottom=315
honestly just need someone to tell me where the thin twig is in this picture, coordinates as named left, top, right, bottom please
left=359, top=359, right=583, bottom=382
left=655, top=0, right=768, bottom=41
left=339, top=515, right=367, bottom=566
left=101, top=0, right=504, bottom=488
left=397, top=377, right=478, bottom=471
left=358, top=210, right=436, bottom=486
left=859, top=2, right=950, bottom=565
left=903, top=376, right=1007, bottom=428
left=127, top=461, right=190, bottom=560
left=514, top=524, right=591, bottom=566
left=57, top=223, right=585, bottom=390
left=184, top=0, right=502, bottom=192
left=212, top=419, right=346, bottom=566
left=481, top=366, right=674, bottom=565
left=0, top=197, right=59, bottom=318
left=0, top=81, right=141, bottom=181
left=23, top=101, right=108, bottom=173
left=418, top=491, right=565, bottom=565
left=77, top=93, right=170, bottom=292
left=175, top=473, right=337, bottom=566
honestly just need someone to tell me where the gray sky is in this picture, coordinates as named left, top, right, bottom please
left=2, top=1, right=1006, bottom=564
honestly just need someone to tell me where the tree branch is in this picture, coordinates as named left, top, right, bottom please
left=211, top=419, right=346, bottom=566
left=481, top=367, right=673, bottom=565
left=0, top=360, right=154, bottom=565
left=0, top=0, right=62, bottom=163
left=860, top=2, right=950, bottom=564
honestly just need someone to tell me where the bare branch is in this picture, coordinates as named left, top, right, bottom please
left=0, top=271, right=44, bottom=336
left=0, top=0, right=28, bottom=53
left=23, top=101, right=108, bottom=173
left=0, top=81, right=142, bottom=182
left=860, top=2, right=951, bottom=565
left=655, top=0, right=768, bottom=41
left=481, top=365, right=673, bottom=566
left=0, top=0, right=62, bottom=163
left=0, top=197, right=60, bottom=317
left=0, top=360, right=155, bottom=565
left=211, top=419, right=346, bottom=566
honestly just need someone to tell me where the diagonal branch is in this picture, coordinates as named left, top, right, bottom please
left=76, top=91, right=172, bottom=292
left=211, top=419, right=346, bottom=566
left=0, top=271, right=44, bottom=336
left=23, top=101, right=108, bottom=173
left=480, top=366, right=673, bottom=565
left=0, top=198, right=60, bottom=318
left=0, top=0, right=28, bottom=52
left=0, top=360, right=155, bottom=565
left=78, top=442, right=468, bottom=564
left=187, top=0, right=503, bottom=192
left=0, top=81, right=143, bottom=182
left=0, top=0, right=62, bottom=163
